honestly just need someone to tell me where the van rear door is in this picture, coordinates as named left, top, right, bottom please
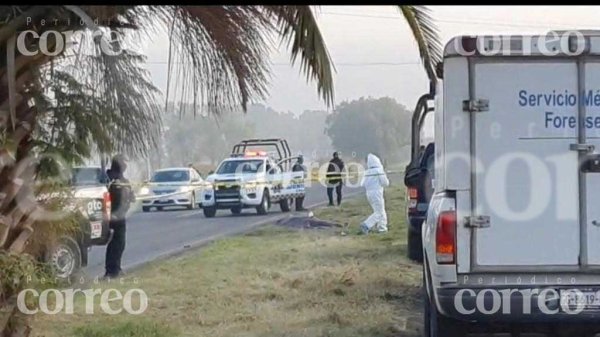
left=471, top=60, right=581, bottom=268
left=584, top=62, right=600, bottom=265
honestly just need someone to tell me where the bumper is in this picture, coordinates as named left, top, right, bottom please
left=201, top=190, right=261, bottom=208
left=142, top=192, right=194, bottom=207
left=435, top=285, right=600, bottom=323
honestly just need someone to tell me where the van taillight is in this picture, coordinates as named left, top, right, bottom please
left=436, top=210, right=456, bottom=264
left=408, top=187, right=418, bottom=209
left=103, top=192, right=111, bottom=220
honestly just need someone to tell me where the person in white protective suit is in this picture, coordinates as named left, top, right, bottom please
left=359, top=153, right=390, bottom=234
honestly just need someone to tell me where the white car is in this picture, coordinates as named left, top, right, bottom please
left=140, top=167, right=204, bottom=212
left=202, top=151, right=305, bottom=218
left=422, top=32, right=600, bottom=336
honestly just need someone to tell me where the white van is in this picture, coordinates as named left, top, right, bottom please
left=423, top=32, right=600, bottom=336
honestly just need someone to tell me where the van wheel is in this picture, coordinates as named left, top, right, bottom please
left=279, top=198, right=292, bottom=212
left=45, top=236, right=82, bottom=282
left=256, top=190, right=270, bottom=215
left=203, top=206, right=217, bottom=218
left=424, top=265, right=466, bottom=337
left=408, top=230, right=424, bottom=263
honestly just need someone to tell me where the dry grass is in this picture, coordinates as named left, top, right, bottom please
left=32, top=185, right=424, bottom=337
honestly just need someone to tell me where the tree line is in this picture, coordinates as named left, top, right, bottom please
left=139, top=96, right=412, bottom=179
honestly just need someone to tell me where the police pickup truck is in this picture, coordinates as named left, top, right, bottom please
left=42, top=166, right=111, bottom=280
left=422, top=32, right=600, bottom=336
left=201, top=139, right=305, bottom=217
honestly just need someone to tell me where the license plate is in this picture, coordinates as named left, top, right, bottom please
left=90, top=221, right=102, bottom=239
left=560, top=289, right=600, bottom=309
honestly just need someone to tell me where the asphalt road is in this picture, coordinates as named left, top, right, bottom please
left=82, top=183, right=364, bottom=278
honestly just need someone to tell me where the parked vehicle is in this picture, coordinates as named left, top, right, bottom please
left=140, top=167, right=204, bottom=212
left=404, top=142, right=435, bottom=262
left=201, top=139, right=305, bottom=217
left=422, top=32, right=600, bottom=336
left=43, top=166, right=111, bottom=280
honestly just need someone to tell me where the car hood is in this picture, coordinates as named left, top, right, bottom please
left=147, top=182, right=191, bottom=193
left=72, top=185, right=107, bottom=199
left=148, top=181, right=190, bottom=187
left=206, top=173, right=264, bottom=183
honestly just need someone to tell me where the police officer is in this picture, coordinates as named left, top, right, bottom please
left=326, top=152, right=345, bottom=206
left=104, top=154, right=135, bottom=279
left=292, top=155, right=307, bottom=211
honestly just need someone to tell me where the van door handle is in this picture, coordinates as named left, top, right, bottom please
left=592, top=220, right=600, bottom=227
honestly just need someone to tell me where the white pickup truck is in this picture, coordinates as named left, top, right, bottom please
left=201, top=139, right=305, bottom=217
left=423, top=32, right=600, bottom=336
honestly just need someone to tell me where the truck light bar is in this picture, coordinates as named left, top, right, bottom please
left=244, top=151, right=267, bottom=157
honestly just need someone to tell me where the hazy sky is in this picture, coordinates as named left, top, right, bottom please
left=140, top=6, right=600, bottom=115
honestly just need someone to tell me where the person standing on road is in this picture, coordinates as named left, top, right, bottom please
left=105, top=154, right=135, bottom=279
left=359, top=153, right=390, bottom=234
left=292, top=155, right=307, bottom=211
left=326, top=152, right=345, bottom=206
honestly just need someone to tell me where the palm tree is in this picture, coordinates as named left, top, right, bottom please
left=0, top=5, right=440, bottom=336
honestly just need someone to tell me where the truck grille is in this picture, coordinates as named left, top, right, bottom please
left=214, top=183, right=240, bottom=200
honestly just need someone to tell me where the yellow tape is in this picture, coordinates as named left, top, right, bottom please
left=114, top=170, right=403, bottom=188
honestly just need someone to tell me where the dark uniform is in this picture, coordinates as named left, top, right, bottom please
left=292, top=156, right=307, bottom=211
left=326, top=152, right=345, bottom=206
left=105, top=156, right=135, bottom=278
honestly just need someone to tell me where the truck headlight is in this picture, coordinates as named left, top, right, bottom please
left=139, top=187, right=150, bottom=195
left=245, top=181, right=258, bottom=188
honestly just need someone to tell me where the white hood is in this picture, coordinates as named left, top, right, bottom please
left=206, top=172, right=265, bottom=183
left=367, top=153, right=383, bottom=170
left=361, top=153, right=389, bottom=191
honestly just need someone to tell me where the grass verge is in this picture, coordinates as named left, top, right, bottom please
left=33, top=184, right=423, bottom=337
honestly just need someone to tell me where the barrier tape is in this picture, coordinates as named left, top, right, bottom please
left=113, top=170, right=404, bottom=202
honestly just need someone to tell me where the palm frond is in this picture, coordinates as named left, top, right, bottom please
left=267, top=6, right=335, bottom=108
left=130, top=6, right=273, bottom=115
left=398, top=6, right=442, bottom=82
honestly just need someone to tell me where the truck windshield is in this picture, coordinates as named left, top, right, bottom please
left=72, top=168, right=106, bottom=186
left=152, top=170, right=190, bottom=182
left=216, top=160, right=264, bottom=174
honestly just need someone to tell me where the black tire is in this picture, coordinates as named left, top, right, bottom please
left=187, top=194, right=197, bottom=210
left=203, top=206, right=217, bottom=218
left=408, top=229, right=424, bottom=263
left=230, top=206, right=242, bottom=215
left=423, top=263, right=466, bottom=337
left=45, top=236, right=82, bottom=281
left=142, top=206, right=151, bottom=213
left=256, top=190, right=270, bottom=215
left=280, top=198, right=292, bottom=212
left=156, top=206, right=164, bottom=211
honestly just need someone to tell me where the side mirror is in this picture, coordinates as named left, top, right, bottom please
left=404, top=165, right=426, bottom=188
left=208, top=170, right=214, bottom=175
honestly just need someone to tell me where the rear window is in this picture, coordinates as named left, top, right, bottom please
left=72, top=168, right=106, bottom=186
